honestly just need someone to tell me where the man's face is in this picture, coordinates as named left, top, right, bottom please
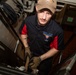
left=37, top=9, right=53, bottom=26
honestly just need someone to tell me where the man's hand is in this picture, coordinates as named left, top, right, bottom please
left=25, top=47, right=31, bottom=58
left=29, top=57, right=41, bottom=69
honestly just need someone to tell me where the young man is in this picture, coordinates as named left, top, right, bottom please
left=19, top=0, right=64, bottom=75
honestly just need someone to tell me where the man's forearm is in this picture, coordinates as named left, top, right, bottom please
left=20, top=34, right=31, bottom=56
left=20, top=35, right=29, bottom=47
left=40, top=48, right=59, bottom=61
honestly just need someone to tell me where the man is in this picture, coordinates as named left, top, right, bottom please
left=19, top=0, right=64, bottom=75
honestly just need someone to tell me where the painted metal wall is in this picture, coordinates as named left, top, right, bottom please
left=0, top=20, right=16, bottom=51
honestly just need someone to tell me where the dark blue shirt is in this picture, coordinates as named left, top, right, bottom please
left=19, top=15, right=64, bottom=56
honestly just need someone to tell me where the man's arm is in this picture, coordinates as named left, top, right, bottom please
left=20, top=34, right=31, bottom=71
left=29, top=48, right=59, bottom=69
left=40, top=48, right=59, bottom=61
left=20, top=34, right=31, bottom=57
left=20, top=34, right=29, bottom=47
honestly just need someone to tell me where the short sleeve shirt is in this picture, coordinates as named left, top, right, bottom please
left=19, top=15, right=64, bottom=56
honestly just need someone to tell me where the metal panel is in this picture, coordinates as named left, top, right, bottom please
left=0, top=21, right=16, bottom=51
